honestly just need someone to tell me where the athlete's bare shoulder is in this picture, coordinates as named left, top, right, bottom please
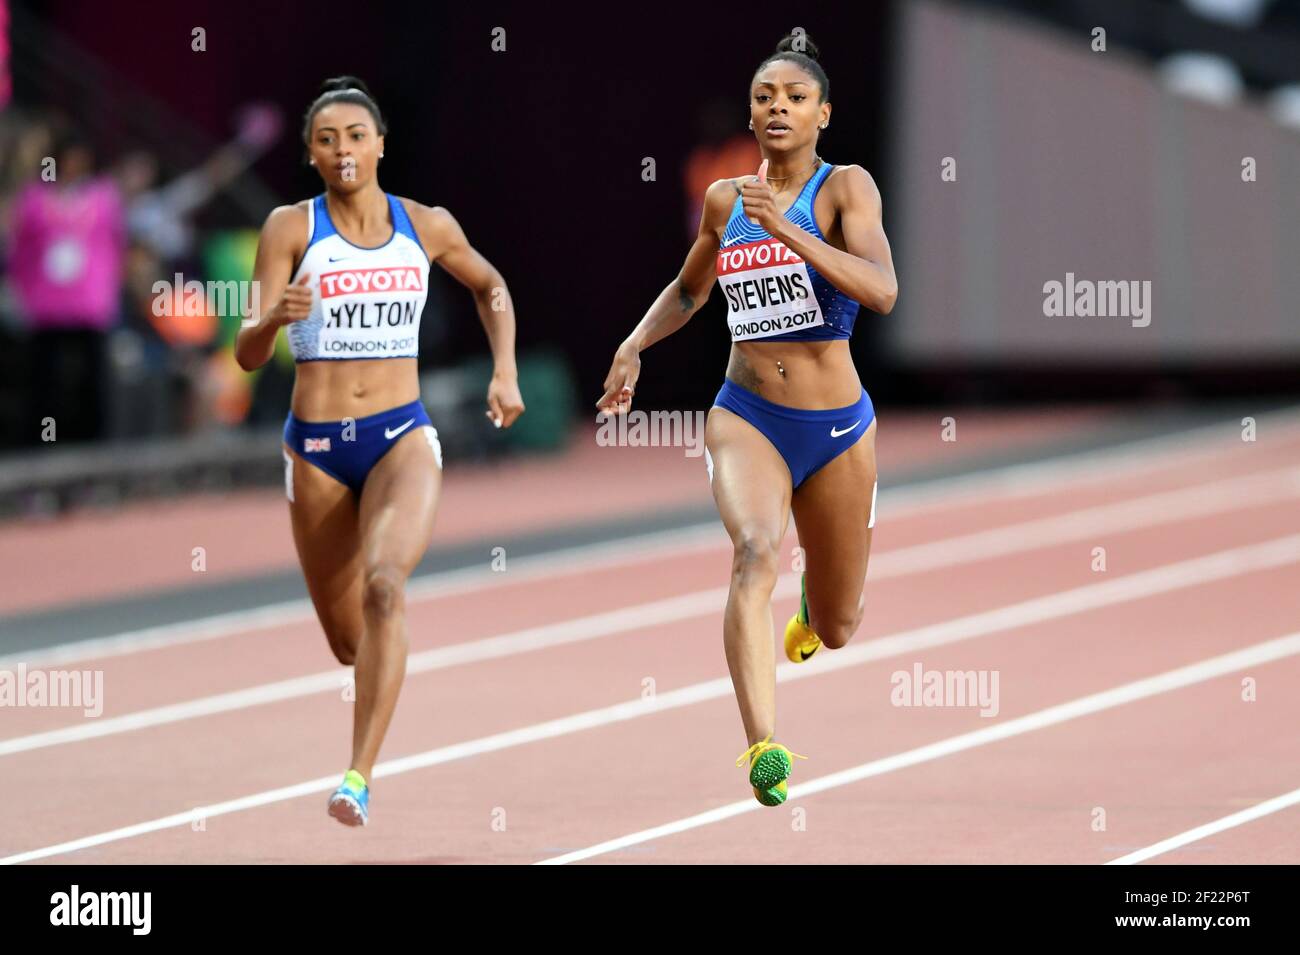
left=397, top=196, right=465, bottom=258
left=822, top=164, right=882, bottom=208
left=262, top=200, right=310, bottom=233
left=718, top=175, right=751, bottom=199
left=396, top=196, right=450, bottom=226
left=258, top=201, right=310, bottom=257
left=700, top=178, right=744, bottom=238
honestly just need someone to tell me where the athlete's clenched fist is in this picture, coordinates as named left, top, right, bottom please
left=269, top=272, right=314, bottom=326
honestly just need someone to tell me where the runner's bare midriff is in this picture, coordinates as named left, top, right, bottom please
left=291, top=357, right=421, bottom=421
left=727, top=338, right=862, bottom=409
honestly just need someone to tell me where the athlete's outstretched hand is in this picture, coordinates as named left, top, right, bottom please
left=740, top=159, right=778, bottom=231
left=597, top=339, right=641, bottom=416
left=486, top=372, right=525, bottom=429
left=268, top=272, right=313, bottom=327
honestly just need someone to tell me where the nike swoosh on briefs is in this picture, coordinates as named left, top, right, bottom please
left=830, top=420, right=861, bottom=438
left=384, top=419, right=416, bottom=440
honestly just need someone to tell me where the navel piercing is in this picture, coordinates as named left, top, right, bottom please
left=776, top=360, right=786, bottom=378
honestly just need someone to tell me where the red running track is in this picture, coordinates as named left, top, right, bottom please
left=0, top=407, right=1112, bottom=618
left=2, top=409, right=1299, bottom=864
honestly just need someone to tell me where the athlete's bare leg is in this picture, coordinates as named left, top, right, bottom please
left=790, top=420, right=878, bottom=648
left=284, top=446, right=365, bottom=666
left=348, top=428, right=441, bottom=782
left=706, top=406, right=793, bottom=747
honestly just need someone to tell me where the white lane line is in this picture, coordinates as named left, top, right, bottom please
left=4, top=468, right=1299, bottom=758
left=0, top=589, right=729, bottom=757
left=7, top=409, right=1299, bottom=669
left=537, top=632, right=1300, bottom=865
left=5, top=534, right=1299, bottom=864
left=1106, top=787, right=1300, bottom=865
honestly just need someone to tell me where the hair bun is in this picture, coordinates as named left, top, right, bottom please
left=775, top=33, right=820, bottom=61
left=319, top=75, right=372, bottom=97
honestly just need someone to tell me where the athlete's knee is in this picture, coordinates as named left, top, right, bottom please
left=326, top=630, right=359, bottom=666
left=812, top=595, right=865, bottom=650
left=816, top=616, right=860, bottom=650
left=730, top=527, right=780, bottom=591
left=317, top=612, right=361, bottom=665
left=362, top=564, right=406, bottom=621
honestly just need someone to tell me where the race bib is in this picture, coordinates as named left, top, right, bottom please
left=716, top=237, right=824, bottom=342
left=315, top=266, right=424, bottom=357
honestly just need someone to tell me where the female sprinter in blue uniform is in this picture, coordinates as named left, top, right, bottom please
left=236, top=77, right=524, bottom=826
left=598, top=37, right=896, bottom=806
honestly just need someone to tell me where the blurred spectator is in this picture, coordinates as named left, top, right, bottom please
left=1157, top=52, right=1245, bottom=106
left=0, top=0, right=10, bottom=112
left=0, top=108, right=53, bottom=249
left=0, top=99, right=283, bottom=449
left=114, top=103, right=281, bottom=272
left=1183, top=0, right=1273, bottom=28
left=7, top=127, right=125, bottom=445
left=109, top=104, right=282, bottom=436
left=1268, top=82, right=1300, bottom=128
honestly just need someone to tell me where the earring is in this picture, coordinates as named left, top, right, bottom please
left=747, top=120, right=753, bottom=130
left=820, top=123, right=828, bottom=129
left=379, top=152, right=384, bottom=158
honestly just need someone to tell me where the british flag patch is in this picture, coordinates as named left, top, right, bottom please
left=303, top=437, right=331, bottom=453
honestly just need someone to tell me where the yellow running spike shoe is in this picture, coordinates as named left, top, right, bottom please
left=736, top=735, right=807, bottom=806
left=784, top=573, right=822, bottom=663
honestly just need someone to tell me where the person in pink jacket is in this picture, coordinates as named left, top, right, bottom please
left=8, top=130, right=126, bottom=444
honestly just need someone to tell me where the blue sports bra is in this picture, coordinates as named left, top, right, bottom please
left=715, top=161, right=859, bottom=342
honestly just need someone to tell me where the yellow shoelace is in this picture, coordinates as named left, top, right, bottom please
left=735, top=735, right=808, bottom=768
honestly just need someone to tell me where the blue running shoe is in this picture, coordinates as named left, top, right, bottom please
left=328, top=769, right=369, bottom=827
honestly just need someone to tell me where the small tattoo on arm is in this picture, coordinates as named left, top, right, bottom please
left=676, top=281, right=694, bottom=313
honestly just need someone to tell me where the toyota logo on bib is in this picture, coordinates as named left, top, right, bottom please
left=319, top=266, right=423, bottom=298
left=716, top=238, right=825, bottom=342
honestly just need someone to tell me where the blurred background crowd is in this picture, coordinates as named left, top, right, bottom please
left=0, top=0, right=1298, bottom=514
left=0, top=99, right=282, bottom=446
